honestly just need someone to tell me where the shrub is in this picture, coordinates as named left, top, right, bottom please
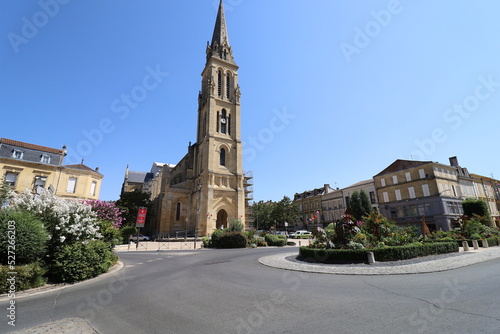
left=211, top=229, right=224, bottom=247
left=121, top=226, right=137, bottom=243
left=83, top=200, right=125, bottom=228
left=47, top=240, right=118, bottom=283
left=486, top=237, right=499, bottom=247
left=227, top=219, right=244, bottom=232
left=0, top=210, right=48, bottom=265
left=299, top=242, right=458, bottom=263
left=255, top=237, right=267, bottom=247
left=0, top=263, right=46, bottom=293
left=202, top=236, right=211, bottom=248
left=265, top=234, right=287, bottom=246
left=216, top=232, right=247, bottom=248
left=98, top=220, right=122, bottom=249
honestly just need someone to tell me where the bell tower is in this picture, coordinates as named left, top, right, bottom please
left=194, top=0, right=245, bottom=234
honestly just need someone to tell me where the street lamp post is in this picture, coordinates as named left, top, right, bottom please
left=194, top=182, right=202, bottom=249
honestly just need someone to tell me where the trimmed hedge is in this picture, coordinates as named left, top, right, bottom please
left=265, top=234, right=287, bottom=246
left=299, top=242, right=459, bottom=264
left=486, top=237, right=500, bottom=247
left=216, top=232, right=247, bottom=249
left=0, top=263, right=46, bottom=294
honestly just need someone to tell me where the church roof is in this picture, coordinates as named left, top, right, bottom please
left=127, top=171, right=148, bottom=183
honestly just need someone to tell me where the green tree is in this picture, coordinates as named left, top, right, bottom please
left=115, top=190, right=152, bottom=228
left=271, top=196, right=300, bottom=230
left=251, top=200, right=274, bottom=230
left=359, top=190, right=372, bottom=218
left=462, top=199, right=490, bottom=223
left=349, top=191, right=361, bottom=220
left=349, top=190, right=372, bottom=221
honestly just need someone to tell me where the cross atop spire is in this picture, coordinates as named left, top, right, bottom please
left=207, top=0, right=235, bottom=64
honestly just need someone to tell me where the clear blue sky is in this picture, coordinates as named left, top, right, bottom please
left=1, top=1, right=499, bottom=202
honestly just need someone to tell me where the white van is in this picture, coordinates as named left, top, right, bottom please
left=289, top=230, right=312, bottom=238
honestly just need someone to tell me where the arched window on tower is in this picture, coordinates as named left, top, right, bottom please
left=228, top=115, right=231, bottom=135
left=221, top=109, right=227, bottom=134
left=218, top=70, right=222, bottom=97
left=226, top=73, right=230, bottom=99
left=220, top=148, right=226, bottom=166
left=176, top=202, right=181, bottom=221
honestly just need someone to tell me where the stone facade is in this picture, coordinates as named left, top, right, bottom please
left=127, top=1, right=246, bottom=237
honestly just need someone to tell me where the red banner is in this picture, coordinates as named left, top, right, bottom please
left=135, top=207, right=147, bottom=227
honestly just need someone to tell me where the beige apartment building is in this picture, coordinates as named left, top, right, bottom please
left=293, top=185, right=330, bottom=229
left=373, top=156, right=495, bottom=231
left=470, top=173, right=500, bottom=227
left=1, top=138, right=102, bottom=200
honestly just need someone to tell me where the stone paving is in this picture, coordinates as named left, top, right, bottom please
left=258, top=246, right=500, bottom=275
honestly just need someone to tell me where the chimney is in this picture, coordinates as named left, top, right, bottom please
left=95, top=167, right=99, bottom=172
left=449, top=156, right=459, bottom=167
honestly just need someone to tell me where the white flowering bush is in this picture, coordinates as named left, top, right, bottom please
left=11, top=190, right=102, bottom=246
left=8, top=190, right=118, bottom=283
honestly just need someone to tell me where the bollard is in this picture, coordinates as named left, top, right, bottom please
left=367, top=252, right=376, bottom=264
left=462, top=240, right=469, bottom=251
left=472, top=239, right=479, bottom=250
left=299, top=240, right=301, bottom=247
left=481, top=239, right=489, bottom=248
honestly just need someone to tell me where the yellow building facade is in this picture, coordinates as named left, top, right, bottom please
left=1, top=138, right=103, bottom=200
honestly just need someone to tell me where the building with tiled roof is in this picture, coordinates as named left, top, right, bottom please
left=1, top=138, right=103, bottom=200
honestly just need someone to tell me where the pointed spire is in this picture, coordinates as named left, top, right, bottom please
left=211, top=0, right=230, bottom=49
left=207, top=0, right=235, bottom=64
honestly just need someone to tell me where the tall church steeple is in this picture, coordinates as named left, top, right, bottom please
left=207, top=0, right=235, bottom=64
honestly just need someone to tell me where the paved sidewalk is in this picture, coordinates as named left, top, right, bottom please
left=114, top=238, right=312, bottom=252
left=258, top=246, right=500, bottom=275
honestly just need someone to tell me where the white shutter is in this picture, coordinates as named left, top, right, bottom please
left=67, top=177, right=77, bottom=193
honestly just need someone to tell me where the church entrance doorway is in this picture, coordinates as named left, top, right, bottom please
left=216, top=209, right=228, bottom=229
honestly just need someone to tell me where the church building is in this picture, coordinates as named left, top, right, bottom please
left=124, top=0, right=248, bottom=236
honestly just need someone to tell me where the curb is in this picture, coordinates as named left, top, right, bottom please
left=0, top=261, right=124, bottom=302
left=258, top=247, right=500, bottom=275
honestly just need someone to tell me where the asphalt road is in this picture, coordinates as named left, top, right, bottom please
left=1, top=247, right=500, bottom=334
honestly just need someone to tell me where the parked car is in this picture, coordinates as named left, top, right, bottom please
left=289, top=230, right=312, bottom=238
left=130, top=234, right=151, bottom=242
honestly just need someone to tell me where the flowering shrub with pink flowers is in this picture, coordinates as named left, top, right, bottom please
left=83, top=200, right=125, bottom=228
